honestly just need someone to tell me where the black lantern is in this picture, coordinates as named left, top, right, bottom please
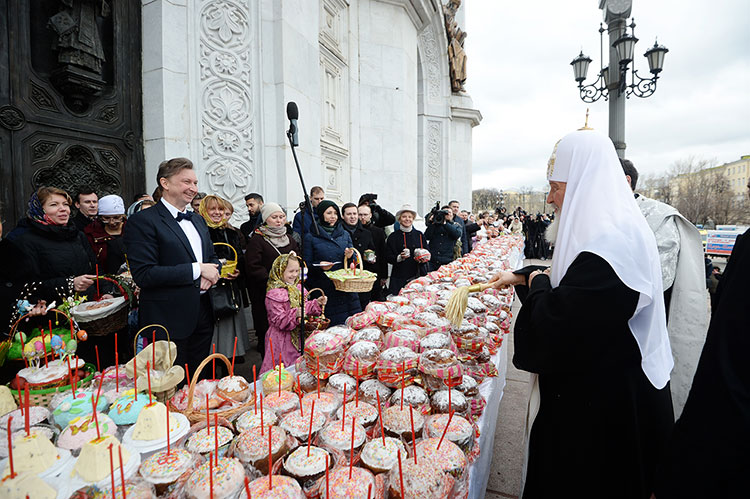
left=571, top=52, right=592, bottom=82
left=613, top=32, right=639, bottom=66
left=644, top=40, right=669, bottom=74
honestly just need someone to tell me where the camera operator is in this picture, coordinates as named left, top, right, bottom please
left=424, top=203, right=462, bottom=270
left=358, top=193, right=395, bottom=229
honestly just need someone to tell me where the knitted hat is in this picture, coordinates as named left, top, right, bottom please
left=260, top=202, right=284, bottom=222
left=98, top=195, right=125, bottom=216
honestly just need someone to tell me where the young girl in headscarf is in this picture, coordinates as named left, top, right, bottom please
left=260, top=251, right=327, bottom=372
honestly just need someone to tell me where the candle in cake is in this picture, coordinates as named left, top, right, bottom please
left=448, top=384, right=452, bottom=414
left=397, top=449, right=405, bottom=499
left=146, top=361, right=153, bottom=405
left=95, top=371, right=105, bottom=406
left=376, top=391, right=386, bottom=445
left=268, top=424, right=273, bottom=490
left=260, top=394, right=264, bottom=434
left=115, top=333, right=119, bottom=393
left=212, top=344, right=216, bottom=380
left=16, top=385, right=22, bottom=418
left=166, top=403, right=170, bottom=455
left=118, top=445, right=126, bottom=499
left=349, top=418, right=355, bottom=479
left=410, top=405, right=417, bottom=464
left=24, top=385, right=30, bottom=435
left=206, top=394, right=210, bottom=434
left=400, top=362, right=406, bottom=410
left=133, top=349, right=137, bottom=401
left=185, top=363, right=191, bottom=387
left=214, top=413, right=219, bottom=458
left=355, top=363, right=360, bottom=407
left=244, top=476, right=250, bottom=498
left=325, top=454, right=330, bottom=499
left=7, top=417, right=15, bottom=478
left=252, top=365, right=257, bottom=414
left=341, top=384, right=347, bottom=431
left=152, top=330, right=156, bottom=369
left=91, top=396, right=100, bottom=439
left=316, top=356, right=321, bottom=396
left=298, top=390, right=304, bottom=417
left=95, top=345, right=100, bottom=373
left=368, top=483, right=372, bottom=499
left=307, top=400, right=316, bottom=456
left=231, top=337, right=237, bottom=376
left=437, top=410, right=454, bottom=450
left=209, top=452, right=214, bottom=499
left=108, top=443, right=116, bottom=495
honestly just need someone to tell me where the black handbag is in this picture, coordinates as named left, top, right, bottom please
left=209, top=280, right=240, bottom=318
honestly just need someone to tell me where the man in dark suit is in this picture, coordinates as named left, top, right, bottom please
left=124, top=158, right=221, bottom=378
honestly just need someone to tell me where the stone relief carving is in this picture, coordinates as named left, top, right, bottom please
left=95, top=104, right=117, bottom=123
left=31, top=140, right=60, bottom=162
left=198, top=0, right=255, bottom=208
left=427, top=120, right=442, bottom=201
left=443, top=0, right=467, bottom=93
left=32, top=144, right=120, bottom=196
left=0, top=106, right=26, bottom=130
left=418, top=24, right=441, bottom=101
left=31, top=81, right=59, bottom=112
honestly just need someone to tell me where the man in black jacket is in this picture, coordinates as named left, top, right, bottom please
left=73, top=187, right=99, bottom=232
left=342, top=203, right=377, bottom=307
left=425, top=205, right=462, bottom=270
left=240, top=192, right=264, bottom=239
left=357, top=202, right=389, bottom=302
left=124, top=158, right=221, bottom=378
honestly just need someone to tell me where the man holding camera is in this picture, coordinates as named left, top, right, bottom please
left=424, top=203, right=462, bottom=270
left=358, top=194, right=396, bottom=229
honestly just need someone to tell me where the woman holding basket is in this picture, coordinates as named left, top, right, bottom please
left=198, top=195, right=249, bottom=373
left=303, top=200, right=361, bottom=325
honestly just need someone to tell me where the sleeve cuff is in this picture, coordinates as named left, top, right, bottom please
left=192, top=262, right=201, bottom=280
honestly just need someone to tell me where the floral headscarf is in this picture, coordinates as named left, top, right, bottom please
left=198, top=195, right=229, bottom=229
left=267, top=252, right=305, bottom=341
left=27, top=192, right=56, bottom=226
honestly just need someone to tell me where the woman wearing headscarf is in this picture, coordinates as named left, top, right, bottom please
left=260, top=252, right=326, bottom=372
left=198, top=195, right=249, bottom=369
left=303, top=200, right=361, bottom=325
left=244, top=202, right=299, bottom=358
left=85, top=194, right=128, bottom=274
left=385, top=204, right=428, bottom=295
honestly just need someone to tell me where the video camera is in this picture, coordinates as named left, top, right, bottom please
left=427, top=201, right=448, bottom=224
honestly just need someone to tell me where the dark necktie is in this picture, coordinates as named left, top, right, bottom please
left=176, top=211, right=193, bottom=222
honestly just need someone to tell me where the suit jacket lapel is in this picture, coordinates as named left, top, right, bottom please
left=190, top=216, right=211, bottom=263
left=157, top=202, right=197, bottom=261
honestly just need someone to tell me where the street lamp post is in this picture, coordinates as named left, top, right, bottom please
left=570, top=1, right=668, bottom=158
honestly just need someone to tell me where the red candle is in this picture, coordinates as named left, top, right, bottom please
left=152, top=330, right=156, bottom=370
left=212, top=343, right=216, bottom=380
left=349, top=418, right=355, bottom=479
left=437, top=411, right=454, bottom=450
left=368, top=483, right=372, bottom=499
left=260, top=394, right=264, bottom=435
left=307, top=400, right=316, bottom=456
left=410, top=405, right=417, bottom=464
left=206, top=394, right=210, bottom=434
left=185, top=363, right=191, bottom=387
left=230, top=337, right=237, bottom=376
left=69, top=316, right=74, bottom=341
left=269, top=337, right=275, bottom=372
left=95, top=345, right=100, bottom=373
left=48, top=320, right=53, bottom=338
left=16, top=384, right=22, bottom=418
left=91, top=396, right=100, bottom=439
left=298, top=390, right=304, bottom=417
left=133, top=350, right=137, bottom=401
left=115, top=352, right=119, bottom=393
left=341, top=384, right=347, bottom=431
left=7, top=417, right=15, bottom=478
left=108, top=444, right=116, bottom=495
left=252, top=365, right=257, bottom=414
left=95, top=265, right=100, bottom=298
left=214, top=413, right=219, bottom=458
left=244, top=476, right=250, bottom=498
left=325, top=454, right=330, bottom=499
left=95, top=372, right=105, bottom=407
left=24, top=386, right=29, bottom=436
left=400, top=361, right=406, bottom=410
left=118, top=445, right=127, bottom=499
left=316, top=356, right=321, bottom=396
left=376, top=391, right=386, bottom=445
left=146, top=361, right=153, bottom=405
left=397, top=449, right=405, bottom=498
left=268, top=424, right=273, bottom=491
left=355, top=362, right=360, bottom=407
left=166, top=404, right=170, bottom=455
left=448, top=385, right=452, bottom=414
left=209, top=452, right=214, bottom=499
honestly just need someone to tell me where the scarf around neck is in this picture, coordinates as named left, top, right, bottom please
left=257, top=224, right=290, bottom=248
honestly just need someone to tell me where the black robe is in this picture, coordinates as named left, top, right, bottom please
left=514, top=252, right=673, bottom=499
left=655, top=230, right=750, bottom=498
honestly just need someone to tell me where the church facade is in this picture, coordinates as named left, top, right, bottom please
left=0, top=0, right=480, bottom=226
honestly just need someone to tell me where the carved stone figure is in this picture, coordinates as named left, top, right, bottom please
left=48, top=0, right=110, bottom=74
left=443, top=0, right=467, bottom=93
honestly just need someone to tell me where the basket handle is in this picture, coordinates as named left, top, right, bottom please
left=185, top=353, right=233, bottom=412
left=343, top=247, right=364, bottom=273
left=133, top=324, right=172, bottom=367
left=305, top=287, right=326, bottom=317
left=92, top=275, right=126, bottom=300
left=213, top=242, right=238, bottom=261
left=9, top=307, right=76, bottom=340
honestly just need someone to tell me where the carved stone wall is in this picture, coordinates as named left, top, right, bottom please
left=197, top=0, right=256, bottom=211
left=417, top=24, right=442, bottom=103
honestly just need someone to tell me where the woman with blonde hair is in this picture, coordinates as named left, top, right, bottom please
left=198, top=195, right=249, bottom=369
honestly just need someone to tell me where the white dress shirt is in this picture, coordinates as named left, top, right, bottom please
left=160, top=198, right=204, bottom=281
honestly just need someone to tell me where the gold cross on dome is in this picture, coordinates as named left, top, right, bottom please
left=578, top=108, right=593, bottom=130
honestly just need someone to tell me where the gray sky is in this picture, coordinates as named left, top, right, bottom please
left=466, top=0, right=750, bottom=191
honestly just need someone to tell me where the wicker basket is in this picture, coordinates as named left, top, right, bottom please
left=325, top=248, right=377, bottom=293
left=4, top=308, right=80, bottom=366
left=132, top=324, right=178, bottom=403
left=9, top=363, right=96, bottom=407
left=304, top=288, right=330, bottom=332
left=180, top=353, right=254, bottom=424
left=71, top=276, right=129, bottom=336
left=214, top=242, right=238, bottom=278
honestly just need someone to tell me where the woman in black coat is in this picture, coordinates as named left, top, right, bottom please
left=303, top=201, right=360, bottom=325
left=244, top=202, right=300, bottom=357
left=386, top=205, right=428, bottom=295
left=9, top=188, right=121, bottom=366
